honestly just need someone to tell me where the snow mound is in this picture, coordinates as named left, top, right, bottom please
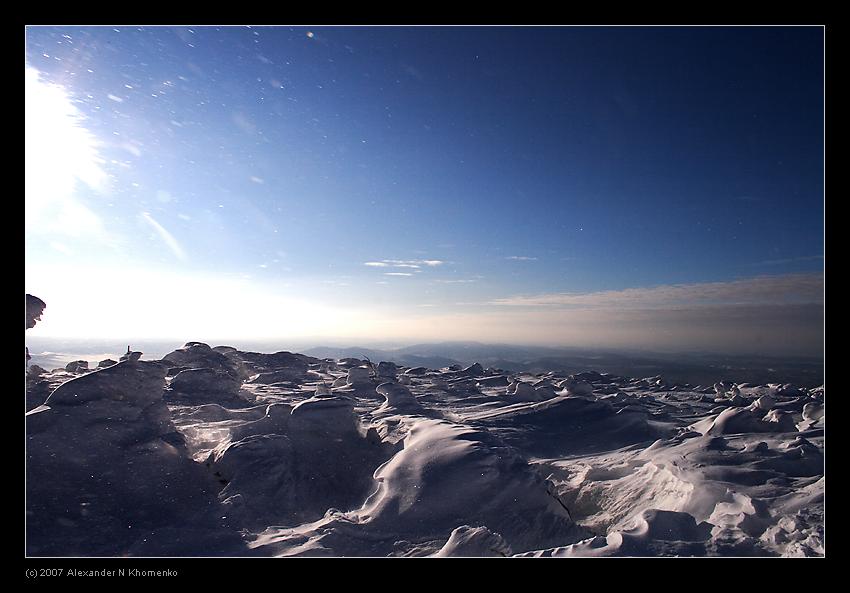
left=432, top=525, right=513, bottom=557
left=705, top=407, right=800, bottom=436
left=163, top=342, right=245, bottom=379
left=558, top=376, right=595, bottom=397
left=507, top=380, right=539, bottom=400
left=375, top=381, right=424, bottom=413
left=468, top=395, right=671, bottom=456
left=27, top=360, right=244, bottom=556
left=347, top=366, right=373, bottom=386
left=460, top=362, right=484, bottom=376
left=168, top=367, right=251, bottom=407
left=376, top=361, right=398, bottom=378
left=517, top=509, right=712, bottom=557
left=351, top=418, right=584, bottom=553
left=205, top=394, right=393, bottom=529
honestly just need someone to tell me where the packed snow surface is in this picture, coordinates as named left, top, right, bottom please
left=26, top=343, right=824, bottom=557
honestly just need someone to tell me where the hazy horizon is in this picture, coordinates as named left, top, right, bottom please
left=25, top=333, right=824, bottom=361
left=25, top=26, right=824, bottom=358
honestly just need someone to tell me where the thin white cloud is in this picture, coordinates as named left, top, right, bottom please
left=364, top=259, right=444, bottom=269
left=506, top=256, right=538, bottom=261
left=384, top=272, right=413, bottom=277
left=121, top=142, right=142, bottom=157
left=491, top=274, right=824, bottom=309
left=140, top=212, right=187, bottom=262
left=231, top=111, right=256, bottom=134
left=754, top=255, right=824, bottom=266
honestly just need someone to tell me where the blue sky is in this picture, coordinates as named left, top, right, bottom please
left=24, top=26, right=824, bottom=355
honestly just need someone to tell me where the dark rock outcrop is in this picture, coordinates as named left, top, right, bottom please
left=120, top=350, right=142, bottom=363
left=65, top=360, right=89, bottom=373
left=376, top=361, right=398, bottom=378
left=26, top=294, right=46, bottom=329
left=460, top=362, right=485, bottom=376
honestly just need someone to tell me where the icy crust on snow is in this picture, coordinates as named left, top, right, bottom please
left=25, top=343, right=824, bottom=557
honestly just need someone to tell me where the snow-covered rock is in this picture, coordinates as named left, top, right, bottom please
left=376, top=361, right=398, bottom=378
left=64, top=360, right=88, bottom=373
left=168, top=367, right=249, bottom=406
left=205, top=394, right=392, bottom=529
left=163, top=342, right=245, bottom=379
left=460, top=362, right=484, bottom=376
left=346, top=366, right=372, bottom=386
left=802, top=402, right=824, bottom=422
left=559, top=376, right=594, bottom=397
left=27, top=360, right=244, bottom=555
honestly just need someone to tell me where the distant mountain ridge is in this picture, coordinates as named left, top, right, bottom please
left=302, top=343, right=824, bottom=388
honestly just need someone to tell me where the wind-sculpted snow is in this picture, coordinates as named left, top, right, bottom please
left=351, top=419, right=584, bottom=550
left=163, top=342, right=247, bottom=379
left=204, top=398, right=394, bottom=530
left=168, top=367, right=249, bottom=407
left=432, top=525, right=513, bottom=557
left=25, top=343, right=824, bottom=557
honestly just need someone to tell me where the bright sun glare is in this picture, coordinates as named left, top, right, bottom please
left=25, top=65, right=109, bottom=238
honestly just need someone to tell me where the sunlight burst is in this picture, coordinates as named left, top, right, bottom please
left=25, top=65, right=109, bottom=237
